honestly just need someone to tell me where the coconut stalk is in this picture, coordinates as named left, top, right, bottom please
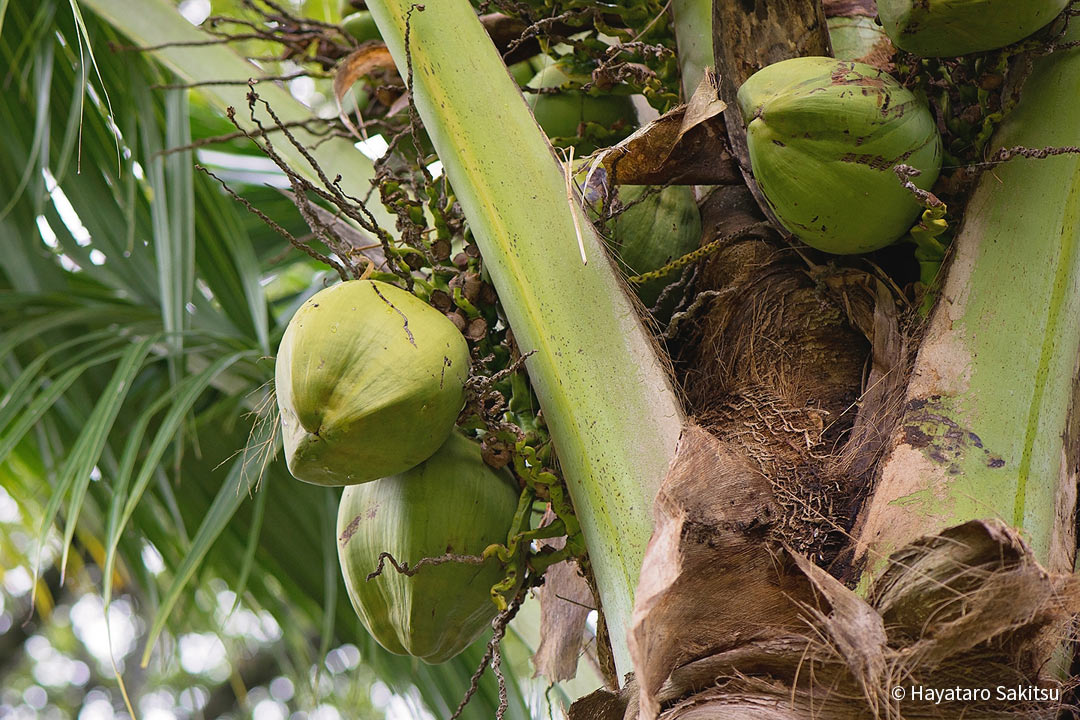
left=671, top=0, right=714, bottom=98
left=363, top=0, right=685, bottom=677
left=853, top=35, right=1080, bottom=584
left=80, top=0, right=395, bottom=229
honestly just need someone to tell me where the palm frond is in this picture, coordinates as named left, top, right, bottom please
left=0, top=0, right=545, bottom=716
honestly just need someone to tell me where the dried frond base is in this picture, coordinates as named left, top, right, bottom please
left=570, top=428, right=1080, bottom=720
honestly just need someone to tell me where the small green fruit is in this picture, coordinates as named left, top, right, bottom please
left=737, top=57, right=942, bottom=255
left=275, top=280, right=469, bottom=486
left=337, top=432, right=519, bottom=664
left=525, top=62, right=636, bottom=151
left=507, top=58, right=536, bottom=87
left=340, top=0, right=363, bottom=17
left=342, top=11, right=380, bottom=43
left=878, top=0, right=1069, bottom=57
left=610, top=185, right=701, bottom=306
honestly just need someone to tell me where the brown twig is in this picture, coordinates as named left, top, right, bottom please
left=151, top=72, right=322, bottom=91
left=244, top=91, right=397, bottom=251
left=195, top=164, right=349, bottom=280
left=502, top=9, right=590, bottom=58
left=155, top=119, right=331, bottom=158
left=449, top=586, right=528, bottom=720
left=365, top=551, right=487, bottom=581
left=110, top=38, right=243, bottom=52
left=248, top=0, right=341, bottom=30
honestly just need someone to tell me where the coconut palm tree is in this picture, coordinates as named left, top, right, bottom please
left=3, top=0, right=1079, bottom=718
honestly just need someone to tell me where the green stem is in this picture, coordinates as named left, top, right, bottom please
left=671, top=0, right=714, bottom=98
left=854, top=32, right=1080, bottom=585
left=365, top=0, right=685, bottom=677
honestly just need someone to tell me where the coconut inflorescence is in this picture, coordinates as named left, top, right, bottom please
left=336, top=431, right=520, bottom=664
left=737, top=57, right=942, bottom=255
left=275, top=279, right=469, bottom=486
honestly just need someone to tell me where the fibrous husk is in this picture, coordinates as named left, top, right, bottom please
left=672, top=184, right=880, bottom=567
left=820, top=270, right=909, bottom=483
left=570, top=426, right=1080, bottom=720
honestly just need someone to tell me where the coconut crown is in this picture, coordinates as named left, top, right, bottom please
left=275, top=279, right=470, bottom=486
left=737, top=57, right=942, bottom=255
left=336, top=432, right=519, bottom=664
left=877, top=0, right=1069, bottom=57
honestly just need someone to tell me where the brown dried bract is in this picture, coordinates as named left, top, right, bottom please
left=533, top=532, right=597, bottom=684
left=572, top=515, right=1080, bottom=720
left=628, top=425, right=818, bottom=719
left=597, top=71, right=738, bottom=187
left=333, top=43, right=397, bottom=104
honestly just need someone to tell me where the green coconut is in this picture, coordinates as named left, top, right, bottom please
left=525, top=62, right=636, bottom=152
left=340, top=0, right=363, bottom=16
left=737, top=57, right=942, bottom=255
left=610, top=185, right=701, bottom=306
left=827, top=15, right=890, bottom=62
left=878, top=0, right=1069, bottom=57
left=507, top=58, right=536, bottom=87
left=275, top=279, right=469, bottom=486
left=336, top=432, right=519, bottom=664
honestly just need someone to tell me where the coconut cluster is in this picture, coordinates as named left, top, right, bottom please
left=275, top=280, right=516, bottom=663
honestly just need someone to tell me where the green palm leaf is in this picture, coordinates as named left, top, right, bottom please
left=0, top=0, right=542, bottom=716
